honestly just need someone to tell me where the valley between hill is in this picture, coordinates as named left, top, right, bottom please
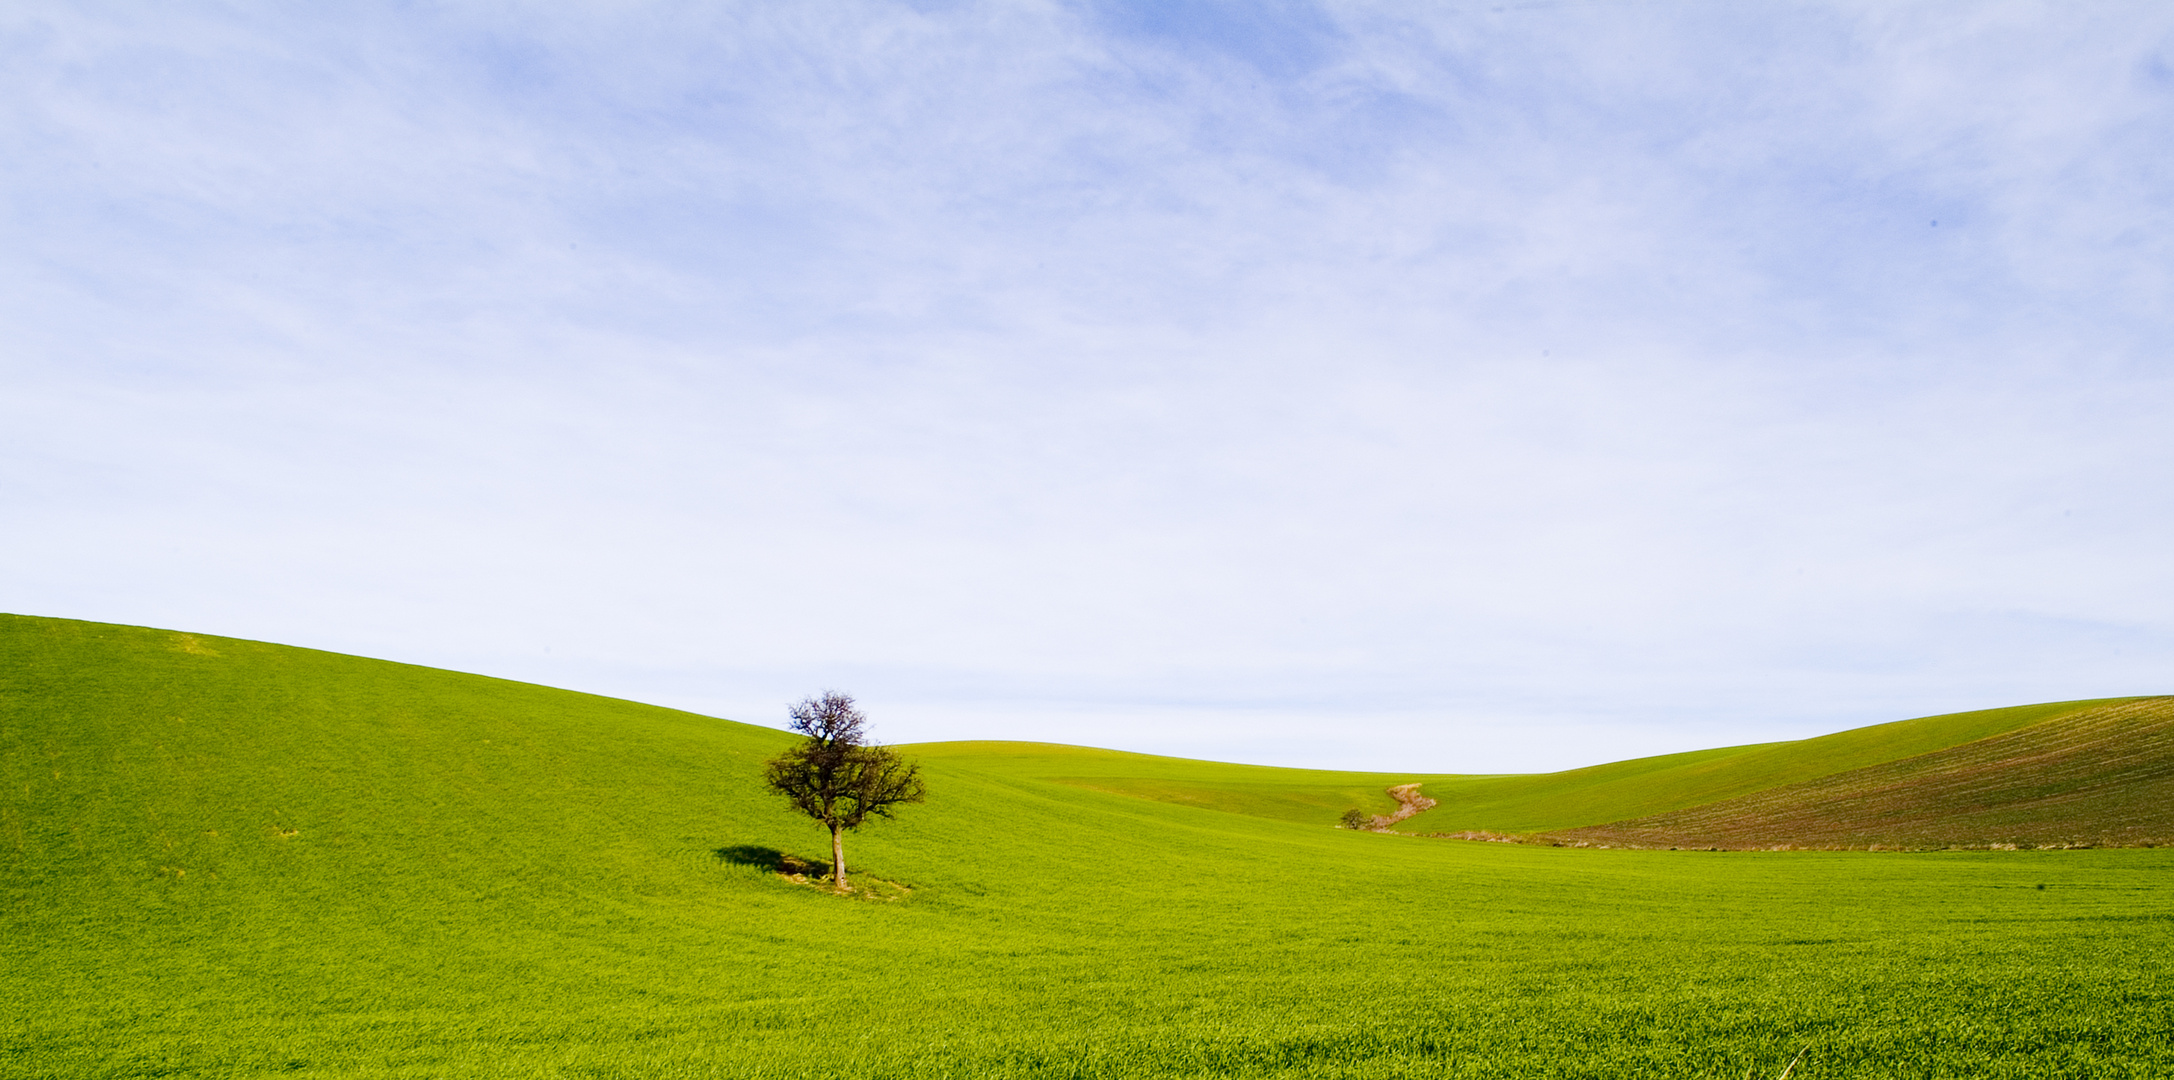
left=1029, top=695, right=2173, bottom=851
left=3, top=614, right=2169, bottom=1078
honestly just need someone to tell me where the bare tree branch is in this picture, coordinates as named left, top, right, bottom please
left=762, top=692, right=926, bottom=892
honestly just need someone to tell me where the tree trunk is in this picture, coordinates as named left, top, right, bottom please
left=830, top=823, right=848, bottom=893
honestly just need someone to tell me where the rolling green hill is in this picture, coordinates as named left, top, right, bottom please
left=973, top=696, right=2161, bottom=847
left=1395, top=698, right=2137, bottom=834
left=4, top=613, right=2172, bottom=1078
left=915, top=741, right=1432, bottom=825
left=1545, top=696, right=2174, bottom=850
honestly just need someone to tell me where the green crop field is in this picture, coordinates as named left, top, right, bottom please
left=4, top=614, right=2170, bottom=1078
left=1548, top=696, right=2174, bottom=851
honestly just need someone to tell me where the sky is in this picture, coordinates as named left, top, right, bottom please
left=5, top=1, right=2172, bottom=772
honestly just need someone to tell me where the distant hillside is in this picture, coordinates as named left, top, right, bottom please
left=1394, top=698, right=2139, bottom=835
left=1537, top=696, right=2174, bottom=850
left=10, top=610, right=2153, bottom=858
left=917, top=741, right=1430, bottom=827
left=7, top=613, right=2174, bottom=1077
left=928, top=701, right=2133, bottom=836
left=888, top=702, right=2174, bottom=850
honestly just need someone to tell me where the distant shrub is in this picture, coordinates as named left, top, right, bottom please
left=1339, top=808, right=1372, bottom=830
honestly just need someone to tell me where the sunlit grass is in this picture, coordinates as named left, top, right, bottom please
left=4, top=614, right=2169, bottom=1077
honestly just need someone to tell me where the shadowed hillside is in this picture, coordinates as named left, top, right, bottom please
left=1541, top=697, right=2174, bottom=850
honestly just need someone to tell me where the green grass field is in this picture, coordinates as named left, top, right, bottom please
left=1395, top=697, right=2137, bottom=834
left=4, top=614, right=2171, bottom=1077
left=1551, top=697, right=2174, bottom=850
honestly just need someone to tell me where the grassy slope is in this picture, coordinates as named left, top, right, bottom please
left=5, top=614, right=2172, bottom=1079
left=1003, top=699, right=2135, bottom=836
left=1549, top=696, right=2174, bottom=850
left=911, top=742, right=1429, bottom=825
left=1396, top=698, right=2136, bottom=834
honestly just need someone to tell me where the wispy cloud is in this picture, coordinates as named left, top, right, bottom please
left=4, top=1, right=2171, bottom=769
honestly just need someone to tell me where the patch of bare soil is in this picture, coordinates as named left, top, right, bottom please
left=1350, top=783, right=1438, bottom=831
left=715, top=844, right=913, bottom=900
left=1422, top=829, right=1525, bottom=844
left=777, top=870, right=913, bottom=901
left=772, top=853, right=913, bottom=900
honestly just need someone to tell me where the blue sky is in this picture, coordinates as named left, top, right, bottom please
left=5, top=2, right=2172, bottom=770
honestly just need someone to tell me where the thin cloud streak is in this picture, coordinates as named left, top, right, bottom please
left=3, top=2, right=2171, bottom=770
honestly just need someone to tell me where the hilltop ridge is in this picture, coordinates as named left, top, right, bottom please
left=5, top=613, right=2172, bottom=1077
left=1538, top=696, right=2174, bottom=850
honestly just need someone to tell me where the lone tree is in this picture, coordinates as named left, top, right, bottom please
left=762, top=692, right=926, bottom=893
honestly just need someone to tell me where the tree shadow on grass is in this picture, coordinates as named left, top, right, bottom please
left=715, top=845, right=828, bottom=877
left=714, top=844, right=911, bottom=901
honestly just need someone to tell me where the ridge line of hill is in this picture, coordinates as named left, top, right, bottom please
left=5, top=613, right=2164, bottom=849
left=1516, top=695, right=2174, bottom=851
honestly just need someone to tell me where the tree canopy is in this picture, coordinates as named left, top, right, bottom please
left=762, top=692, right=925, bottom=892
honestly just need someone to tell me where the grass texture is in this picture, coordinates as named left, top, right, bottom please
left=1551, top=697, right=2174, bottom=850
left=1393, top=698, right=2141, bottom=835
left=1041, top=698, right=2140, bottom=837
left=4, top=614, right=2171, bottom=1078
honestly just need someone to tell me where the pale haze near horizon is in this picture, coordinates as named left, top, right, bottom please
left=4, top=2, right=2171, bottom=772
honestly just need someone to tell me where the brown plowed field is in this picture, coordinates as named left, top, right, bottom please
left=1543, top=696, right=2174, bottom=850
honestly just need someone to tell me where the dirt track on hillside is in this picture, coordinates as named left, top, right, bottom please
left=1363, top=783, right=1437, bottom=830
